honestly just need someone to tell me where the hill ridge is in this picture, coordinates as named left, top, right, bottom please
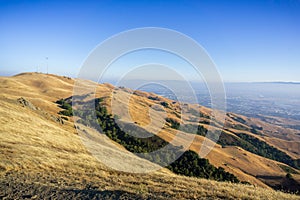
left=0, top=72, right=299, bottom=198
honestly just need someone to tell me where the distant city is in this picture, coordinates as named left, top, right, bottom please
left=128, top=81, right=300, bottom=121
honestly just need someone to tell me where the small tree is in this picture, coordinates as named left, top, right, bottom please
left=286, top=173, right=292, bottom=179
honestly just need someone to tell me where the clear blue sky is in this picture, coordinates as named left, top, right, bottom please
left=0, top=0, right=299, bottom=82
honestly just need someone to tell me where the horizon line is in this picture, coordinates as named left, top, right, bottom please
left=1, top=71, right=300, bottom=84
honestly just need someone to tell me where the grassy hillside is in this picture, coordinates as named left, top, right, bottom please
left=0, top=72, right=299, bottom=199
left=100, top=77, right=300, bottom=191
left=57, top=96, right=239, bottom=183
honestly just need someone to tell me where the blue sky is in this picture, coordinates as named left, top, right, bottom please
left=0, top=0, right=299, bottom=82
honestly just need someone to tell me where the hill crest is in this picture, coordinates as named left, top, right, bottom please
left=0, top=72, right=299, bottom=199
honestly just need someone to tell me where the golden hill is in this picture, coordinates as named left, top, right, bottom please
left=0, top=72, right=299, bottom=199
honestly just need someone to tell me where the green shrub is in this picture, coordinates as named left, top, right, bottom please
left=160, top=101, right=169, bottom=108
left=166, top=118, right=180, bottom=129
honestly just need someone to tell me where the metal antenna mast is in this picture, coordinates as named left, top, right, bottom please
left=46, top=57, right=48, bottom=74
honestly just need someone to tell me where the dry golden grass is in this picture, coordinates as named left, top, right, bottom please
left=107, top=83, right=299, bottom=188
left=0, top=72, right=299, bottom=199
left=264, top=137, right=300, bottom=159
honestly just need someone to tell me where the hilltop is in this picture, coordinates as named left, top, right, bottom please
left=0, top=72, right=299, bottom=199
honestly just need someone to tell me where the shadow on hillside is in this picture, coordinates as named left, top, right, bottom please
left=256, top=175, right=300, bottom=194
left=58, top=188, right=147, bottom=199
left=1, top=185, right=152, bottom=200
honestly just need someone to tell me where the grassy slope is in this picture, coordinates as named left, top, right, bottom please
left=107, top=82, right=300, bottom=188
left=0, top=72, right=299, bottom=199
